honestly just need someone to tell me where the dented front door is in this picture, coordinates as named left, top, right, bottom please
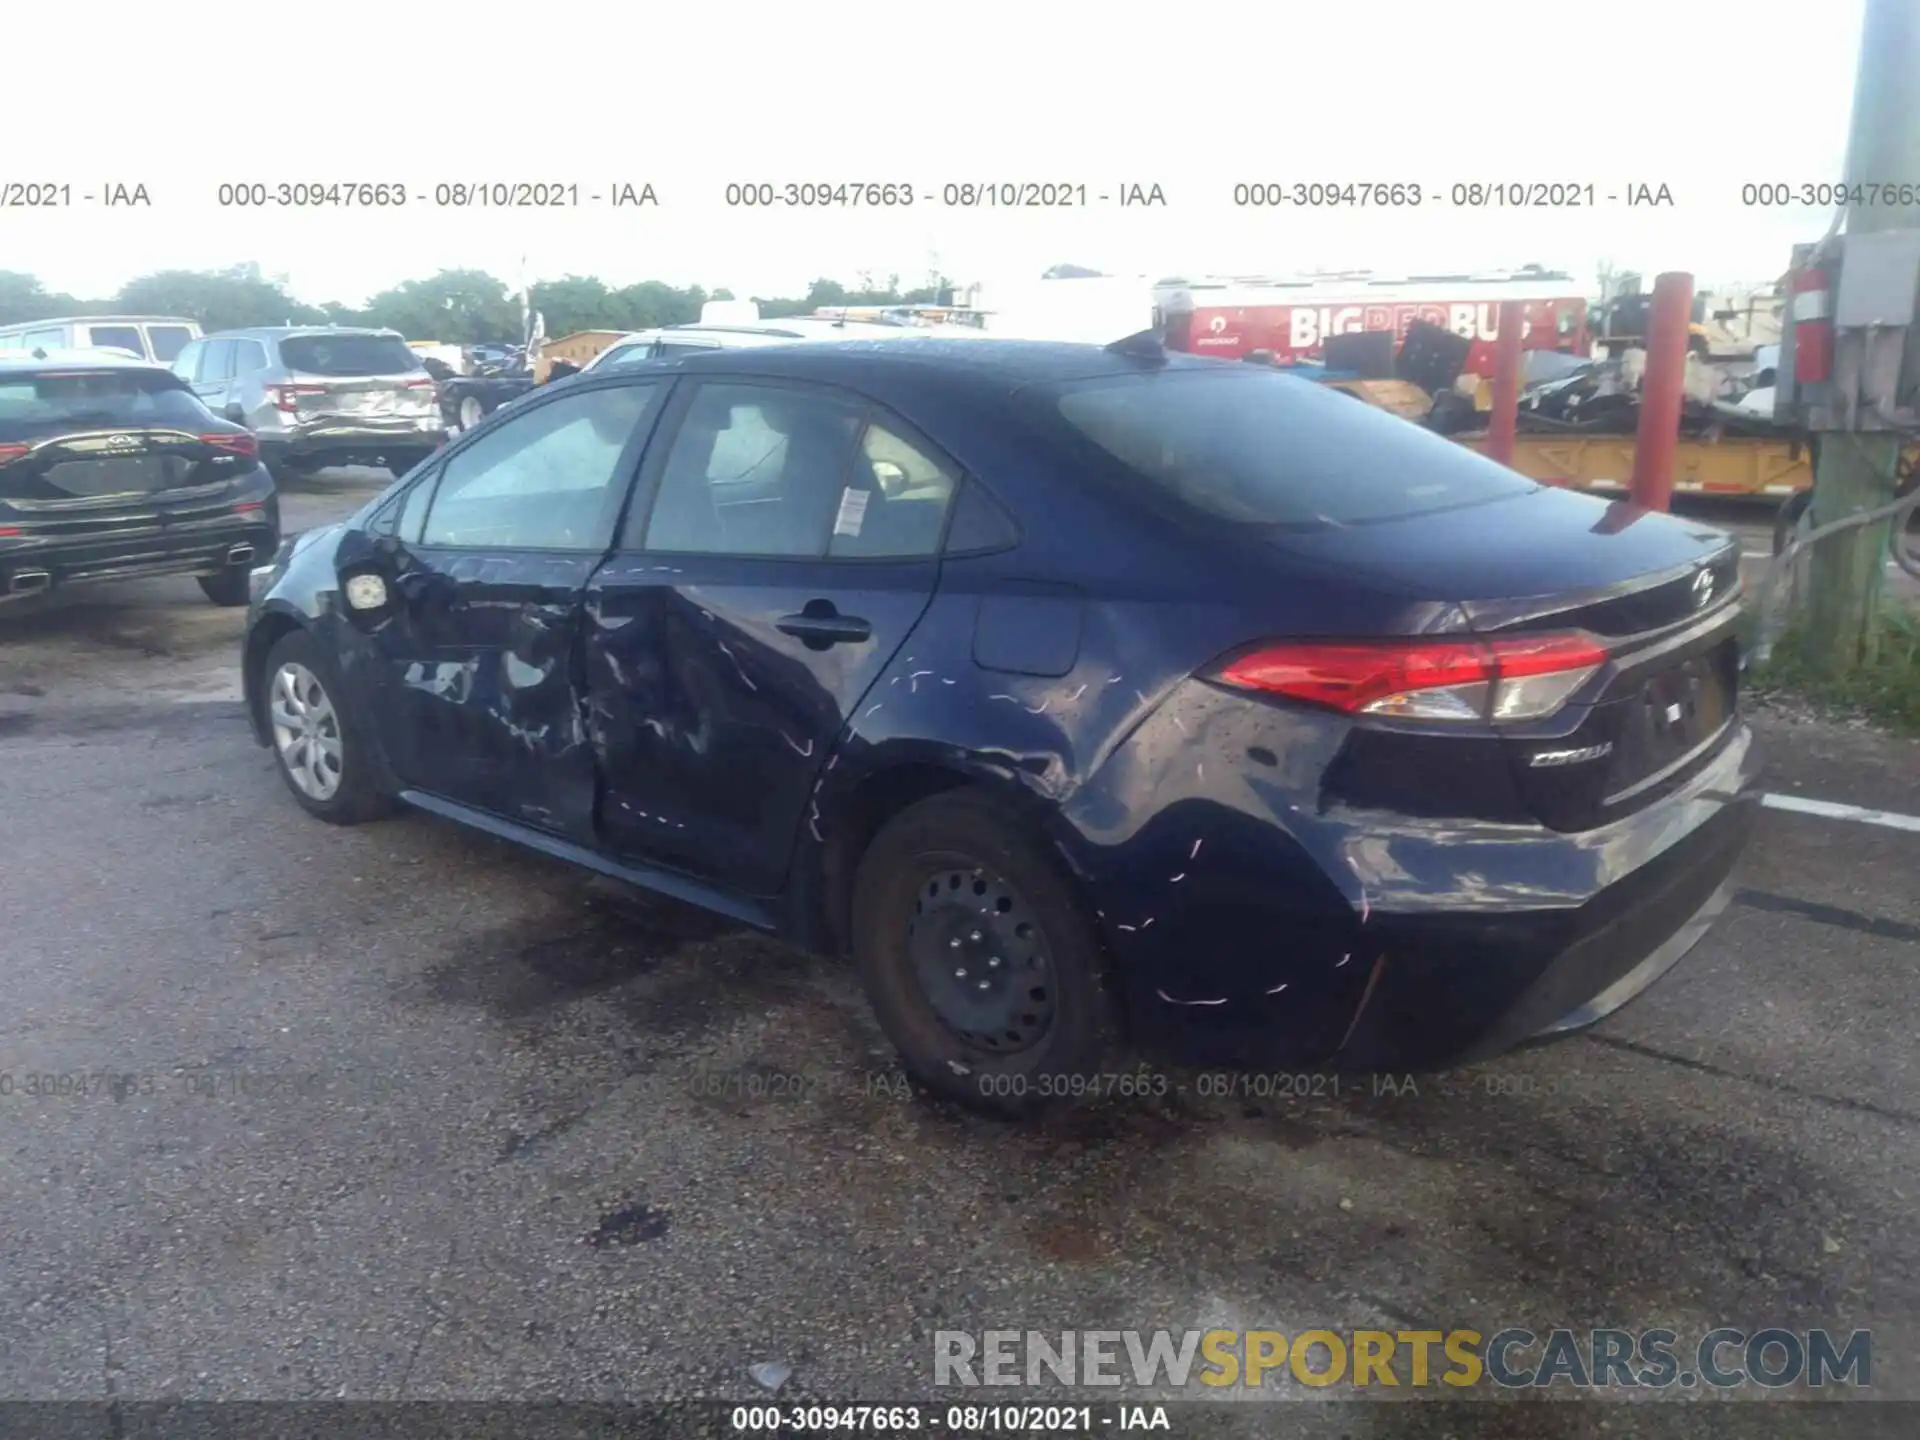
left=374, top=550, right=605, bottom=837
left=362, top=378, right=667, bottom=837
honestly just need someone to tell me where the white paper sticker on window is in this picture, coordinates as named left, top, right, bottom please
left=832, top=486, right=870, bottom=538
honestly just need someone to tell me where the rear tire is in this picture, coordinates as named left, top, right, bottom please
left=260, top=630, right=394, bottom=825
left=198, top=567, right=251, bottom=607
left=458, top=395, right=486, bottom=431
left=850, top=790, right=1121, bottom=1117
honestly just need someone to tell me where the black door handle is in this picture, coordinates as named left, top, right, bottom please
left=777, top=608, right=872, bottom=647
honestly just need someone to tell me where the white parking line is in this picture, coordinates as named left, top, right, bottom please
left=1762, top=793, right=1920, bottom=833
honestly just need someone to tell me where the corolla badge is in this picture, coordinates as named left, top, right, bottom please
left=1691, top=567, right=1715, bottom=608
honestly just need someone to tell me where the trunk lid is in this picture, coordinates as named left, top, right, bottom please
left=1267, top=488, right=1745, bottom=831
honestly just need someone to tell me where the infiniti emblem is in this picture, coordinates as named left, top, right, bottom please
left=104, top=434, right=139, bottom=450
left=1690, top=567, right=1715, bottom=608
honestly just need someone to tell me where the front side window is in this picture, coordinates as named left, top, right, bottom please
left=419, top=382, right=660, bottom=550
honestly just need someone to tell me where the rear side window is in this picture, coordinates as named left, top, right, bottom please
left=86, top=325, right=147, bottom=358
left=280, top=334, right=420, bottom=377
left=1051, top=369, right=1537, bottom=529
left=0, top=369, right=210, bottom=438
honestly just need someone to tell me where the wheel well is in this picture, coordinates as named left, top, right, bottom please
left=243, top=613, right=303, bottom=738
left=818, top=762, right=975, bottom=956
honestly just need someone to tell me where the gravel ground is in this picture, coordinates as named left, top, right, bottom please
left=1, top=478, right=1913, bottom=1435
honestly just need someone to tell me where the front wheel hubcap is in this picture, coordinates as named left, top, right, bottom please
left=907, top=866, right=1055, bottom=1054
left=269, top=662, right=344, bottom=801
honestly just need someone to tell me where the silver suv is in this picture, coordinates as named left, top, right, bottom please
left=172, top=327, right=446, bottom=478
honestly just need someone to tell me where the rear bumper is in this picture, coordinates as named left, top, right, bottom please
left=259, top=417, right=445, bottom=471
left=1328, top=788, right=1754, bottom=1070
left=0, top=508, right=280, bottom=597
left=1060, top=687, right=1762, bottom=1072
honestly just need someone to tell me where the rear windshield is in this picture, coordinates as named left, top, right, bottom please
left=279, top=334, right=421, bottom=377
left=1050, top=368, right=1537, bottom=529
left=0, top=368, right=209, bottom=438
left=597, top=343, right=653, bottom=368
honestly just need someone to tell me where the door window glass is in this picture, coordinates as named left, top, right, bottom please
left=638, top=383, right=867, bottom=556
left=829, top=420, right=958, bottom=559
left=421, top=382, right=658, bottom=550
left=85, top=325, right=146, bottom=358
left=198, top=340, right=237, bottom=383
left=146, top=325, right=195, bottom=362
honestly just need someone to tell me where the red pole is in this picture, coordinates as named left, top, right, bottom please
left=1629, top=271, right=1694, bottom=512
left=1483, top=300, right=1526, bottom=465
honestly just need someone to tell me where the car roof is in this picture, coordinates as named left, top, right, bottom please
left=204, top=326, right=405, bottom=339
left=652, top=336, right=1219, bottom=387
left=0, top=315, right=197, bottom=327
left=0, top=348, right=175, bottom=373
left=604, top=318, right=974, bottom=348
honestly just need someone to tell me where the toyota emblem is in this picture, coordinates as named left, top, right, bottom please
left=1690, top=568, right=1715, bottom=608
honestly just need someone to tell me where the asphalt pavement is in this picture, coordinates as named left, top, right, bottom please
left=1, top=477, right=1915, bottom=1430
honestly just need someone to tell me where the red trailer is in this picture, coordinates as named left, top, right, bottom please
left=1155, top=272, right=1591, bottom=379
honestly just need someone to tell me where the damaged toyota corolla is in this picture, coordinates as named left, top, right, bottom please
left=241, top=338, right=1760, bottom=1114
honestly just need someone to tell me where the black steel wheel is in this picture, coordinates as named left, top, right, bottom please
left=850, top=790, right=1120, bottom=1116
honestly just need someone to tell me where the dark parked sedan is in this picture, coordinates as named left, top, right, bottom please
left=241, top=338, right=1759, bottom=1112
left=2, top=350, right=278, bottom=605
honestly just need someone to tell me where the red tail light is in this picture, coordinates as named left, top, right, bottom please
left=233, top=501, right=265, bottom=514
left=269, top=384, right=325, bottom=413
left=404, top=377, right=436, bottom=389
left=201, top=432, right=259, bottom=459
left=0, top=443, right=28, bottom=466
left=1215, top=633, right=1609, bottom=723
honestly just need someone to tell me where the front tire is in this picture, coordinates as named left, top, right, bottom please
left=198, top=567, right=251, bottom=607
left=458, top=395, right=486, bottom=431
left=850, top=790, right=1121, bottom=1116
left=260, top=630, right=394, bottom=825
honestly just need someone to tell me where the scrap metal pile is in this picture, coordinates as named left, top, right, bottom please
left=1256, top=318, right=1791, bottom=442
left=1514, top=350, right=1788, bottom=440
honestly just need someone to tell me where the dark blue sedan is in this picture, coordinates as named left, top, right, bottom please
left=241, top=338, right=1760, bottom=1112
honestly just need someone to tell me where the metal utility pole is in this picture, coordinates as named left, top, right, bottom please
left=1630, top=273, right=1695, bottom=511
left=1805, top=0, right=1920, bottom=671
left=1484, top=300, right=1526, bottom=466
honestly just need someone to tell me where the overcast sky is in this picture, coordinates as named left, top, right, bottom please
left=4, top=0, right=1869, bottom=305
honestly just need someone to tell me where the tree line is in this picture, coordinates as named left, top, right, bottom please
left=0, top=264, right=955, bottom=344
